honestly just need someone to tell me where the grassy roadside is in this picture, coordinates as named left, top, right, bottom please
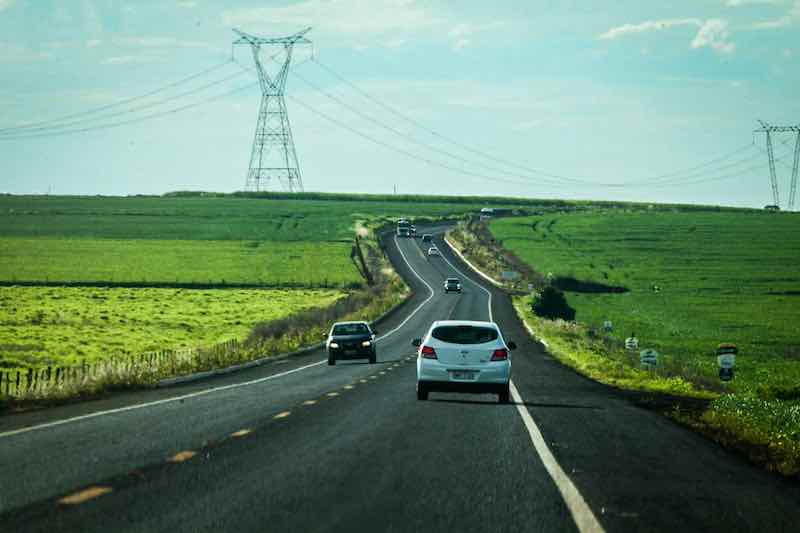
left=0, top=226, right=409, bottom=408
left=452, top=215, right=800, bottom=476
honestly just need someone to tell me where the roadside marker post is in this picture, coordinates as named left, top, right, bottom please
left=625, top=335, right=639, bottom=351
left=717, top=343, right=737, bottom=382
left=603, top=320, right=613, bottom=333
left=639, top=349, right=658, bottom=370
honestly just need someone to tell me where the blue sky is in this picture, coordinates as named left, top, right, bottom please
left=0, top=0, right=798, bottom=208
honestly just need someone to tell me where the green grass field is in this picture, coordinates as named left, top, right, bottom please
left=490, top=211, right=800, bottom=394
left=0, top=238, right=356, bottom=286
left=0, top=195, right=502, bottom=286
left=0, top=286, right=343, bottom=370
left=490, top=210, right=800, bottom=473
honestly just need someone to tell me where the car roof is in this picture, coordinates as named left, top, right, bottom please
left=445, top=277, right=459, bottom=282
left=430, top=320, right=498, bottom=328
left=332, top=321, right=369, bottom=327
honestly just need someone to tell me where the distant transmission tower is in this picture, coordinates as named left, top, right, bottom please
left=755, top=120, right=800, bottom=210
left=233, top=28, right=311, bottom=193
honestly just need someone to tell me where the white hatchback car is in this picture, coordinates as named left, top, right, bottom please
left=427, top=247, right=440, bottom=257
left=413, top=320, right=515, bottom=403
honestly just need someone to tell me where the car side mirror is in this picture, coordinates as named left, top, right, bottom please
left=507, top=341, right=517, bottom=350
left=412, top=338, right=422, bottom=347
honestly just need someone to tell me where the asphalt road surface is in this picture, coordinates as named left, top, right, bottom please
left=1, top=227, right=798, bottom=532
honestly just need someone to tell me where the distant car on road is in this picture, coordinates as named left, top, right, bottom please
left=422, top=234, right=433, bottom=243
left=443, top=278, right=461, bottom=293
left=413, top=320, right=515, bottom=403
left=327, top=321, right=377, bottom=365
left=427, top=247, right=440, bottom=258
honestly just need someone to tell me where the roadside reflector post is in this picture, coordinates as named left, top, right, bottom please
left=639, top=349, right=658, bottom=371
left=717, top=343, right=737, bottom=383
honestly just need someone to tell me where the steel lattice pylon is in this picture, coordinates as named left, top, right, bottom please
left=234, top=28, right=311, bottom=193
left=755, top=120, right=800, bottom=211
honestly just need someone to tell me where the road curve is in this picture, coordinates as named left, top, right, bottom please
left=1, top=228, right=798, bottom=532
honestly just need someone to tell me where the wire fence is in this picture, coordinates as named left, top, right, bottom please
left=0, top=339, right=241, bottom=400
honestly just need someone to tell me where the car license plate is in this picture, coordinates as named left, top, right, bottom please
left=450, top=370, right=476, bottom=380
left=345, top=349, right=357, bottom=355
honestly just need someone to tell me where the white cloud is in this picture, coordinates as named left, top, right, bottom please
left=222, top=0, right=503, bottom=50
left=751, top=0, right=800, bottom=28
left=113, top=36, right=210, bottom=49
left=223, top=0, right=440, bottom=36
left=726, top=0, right=782, bottom=5
left=86, top=39, right=102, bottom=48
left=691, top=19, right=736, bottom=53
left=598, top=18, right=701, bottom=40
left=0, top=0, right=15, bottom=13
left=599, top=17, right=736, bottom=54
left=102, top=54, right=164, bottom=65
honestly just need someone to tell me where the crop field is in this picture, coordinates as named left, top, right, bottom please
left=490, top=211, right=800, bottom=393
left=0, top=286, right=343, bottom=370
left=0, top=238, right=356, bottom=286
left=0, top=193, right=493, bottom=372
left=0, top=195, right=500, bottom=286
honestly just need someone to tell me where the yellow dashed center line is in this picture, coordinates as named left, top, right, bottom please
left=379, top=371, right=386, bottom=375
left=359, top=379, right=368, bottom=384
left=302, top=399, right=318, bottom=406
left=168, top=450, right=197, bottom=463
left=273, top=411, right=291, bottom=419
left=343, top=385, right=355, bottom=390
left=230, top=429, right=253, bottom=438
left=58, top=486, right=113, bottom=505
left=326, top=392, right=339, bottom=398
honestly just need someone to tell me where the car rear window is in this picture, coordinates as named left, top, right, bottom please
left=333, top=323, right=369, bottom=335
left=431, top=325, right=498, bottom=344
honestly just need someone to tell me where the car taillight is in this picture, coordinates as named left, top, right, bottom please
left=420, top=345, right=437, bottom=359
left=490, top=348, right=508, bottom=361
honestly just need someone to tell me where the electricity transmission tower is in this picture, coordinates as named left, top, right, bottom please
left=755, top=120, right=800, bottom=210
left=233, top=28, right=311, bottom=193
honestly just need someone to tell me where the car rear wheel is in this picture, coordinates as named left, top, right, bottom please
left=416, top=383, right=429, bottom=401
left=369, top=352, right=376, bottom=364
left=328, top=354, right=336, bottom=366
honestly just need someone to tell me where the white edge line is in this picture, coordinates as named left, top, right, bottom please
left=375, top=235, right=434, bottom=342
left=438, top=235, right=493, bottom=322
left=0, top=235, right=436, bottom=440
left=510, top=381, right=605, bottom=533
left=440, top=231, right=602, bottom=533
left=443, top=235, right=504, bottom=288
left=0, top=360, right=326, bottom=440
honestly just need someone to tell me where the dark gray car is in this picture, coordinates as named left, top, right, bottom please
left=327, top=321, right=377, bottom=365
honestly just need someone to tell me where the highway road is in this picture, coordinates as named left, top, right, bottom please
left=1, top=227, right=799, bottom=532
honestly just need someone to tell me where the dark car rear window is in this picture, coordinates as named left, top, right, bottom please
left=333, top=323, right=369, bottom=335
left=431, top=325, right=498, bottom=344
left=446, top=279, right=459, bottom=284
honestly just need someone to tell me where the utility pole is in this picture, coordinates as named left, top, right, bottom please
left=755, top=121, right=800, bottom=210
left=233, top=28, right=311, bottom=193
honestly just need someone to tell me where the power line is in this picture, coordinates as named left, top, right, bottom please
left=0, top=60, right=233, bottom=134
left=0, top=67, right=248, bottom=137
left=311, top=57, right=757, bottom=187
left=0, top=81, right=259, bottom=141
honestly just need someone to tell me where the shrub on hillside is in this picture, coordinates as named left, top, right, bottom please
left=531, top=287, right=576, bottom=321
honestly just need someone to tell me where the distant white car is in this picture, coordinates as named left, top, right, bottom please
left=413, top=320, right=515, bottom=403
left=427, top=247, right=440, bottom=257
